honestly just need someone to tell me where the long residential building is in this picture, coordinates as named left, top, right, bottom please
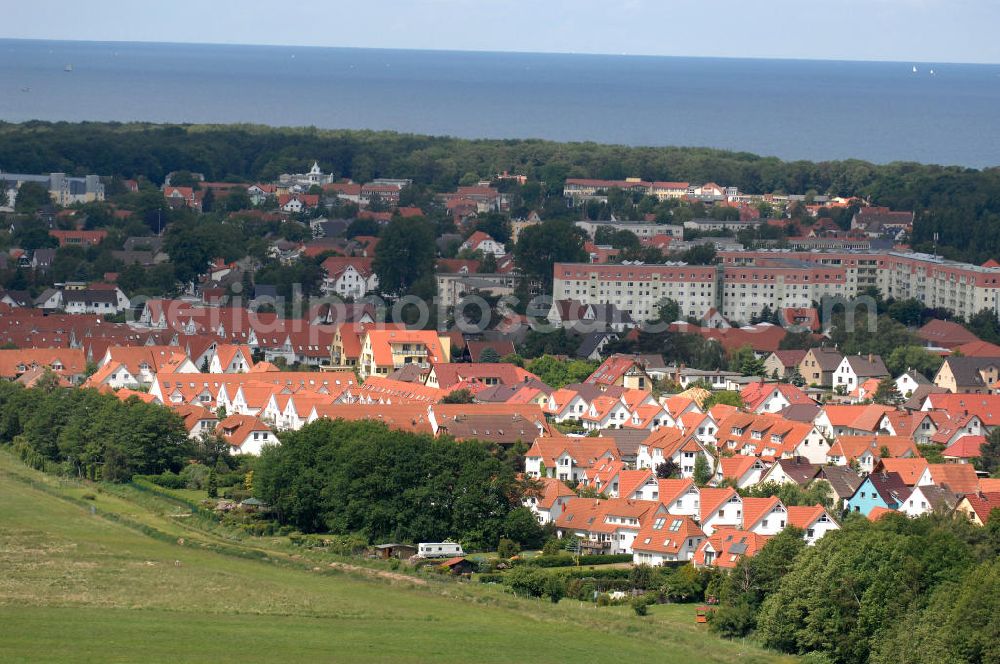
left=554, top=250, right=1000, bottom=324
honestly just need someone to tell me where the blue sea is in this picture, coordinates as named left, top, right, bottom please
left=1, top=39, right=999, bottom=167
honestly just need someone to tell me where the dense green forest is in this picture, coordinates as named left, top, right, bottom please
left=708, top=512, right=1000, bottom=664
left=1, top=121, right=999, bottom=261
left=0, top=379, right=190, bottom=481
left=253, top=418, right=542, bottom=550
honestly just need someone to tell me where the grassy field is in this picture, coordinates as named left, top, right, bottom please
left=0, top=453, right=792, bottom=663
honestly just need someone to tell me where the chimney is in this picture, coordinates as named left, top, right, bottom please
left=868, top=353, right=873, bottom=364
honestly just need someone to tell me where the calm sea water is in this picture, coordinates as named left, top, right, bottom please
left=1, top=39, right=999, bottom=167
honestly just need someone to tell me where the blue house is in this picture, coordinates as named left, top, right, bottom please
left=845, top=471, right=911, bottom=516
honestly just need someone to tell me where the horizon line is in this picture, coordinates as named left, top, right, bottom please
left=2, top=36, right=999, bottom=68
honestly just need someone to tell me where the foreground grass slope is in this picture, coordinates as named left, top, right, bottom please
left=0, top=454, right=789, bottom=663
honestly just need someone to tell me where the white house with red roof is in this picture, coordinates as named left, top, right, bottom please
left=217, top=414, right=277, bottom=455
left=740, top=381, right=814, bottom=414
left=321, top=256, right=378, bottom=298
left=786, top=505, right=840, bottom=545
left=208, top=344, right=254, bottom=373
left=741, top=496, right=788, bottom=536
left=636, top=428, right=715, bottom=478
left=715, top=456, right=768, bottom=489
left=698, top=487, right=743, bottom=535
left=631, top=515, right=705, bottom=565
left=460, top=231, right=506, bottom=257
left=693, top=527, right=770, bottom=569
left=525, top=436, right=620, bottom=483
left=522, top=477, right=576, bottom=524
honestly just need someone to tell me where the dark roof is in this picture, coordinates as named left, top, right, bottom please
left=942, top=356, right=1000, bottom=388
left=844, top=355, right=889, bottom=378
left=467, top=339, right=516, bottom=362
left=814, top=465, right=862, bottom=499
left=902, top=384, right=949, bottom=410
left=385, top=364, right=428, bottom=384
left=774, top=456, right=821, bottom=486
left=576, top=331, right=617, bottom=359
left=475, top=379, right=553, bottom=403
left=123, top=236, right=165, bottom=252
left=63, top=289, right=117, bottom=304
left=862, top=471, right=912, bottom=506
left=635, top=353, right=668, bottom=371
left=807, top=347, right=845, bottom=371
left=435, top=413, right=543, bottom=445
left=778, top=403, right=821, bottom=423
left=0, top=289, right=32, bottom=306
left=111, top=250, right=156, bottom=266
left=32, top=248, right=56, bottom=266
left=598, top=428, right=653, bottom=458
left=917, top=484, right=959, bottom=512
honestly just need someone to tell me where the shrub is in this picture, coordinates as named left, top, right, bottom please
left=506, top=567, right=547, bottom=597
left=81, top=492, right=96, bottom=501
left=632, top=596, right=649, bottom=616
left=179, top=463, right=210, bottom=490
left=222, top=488, right=251, bottom=501
left=709, top=599, right=757, bottom=638
left=497, top=538, right=520, bottom=559
left=664, top=565, right=712, bottom=603
left=151, top=471, right=185, bottom=489
left=541, top=538, right=563, bottom=556
left=543, top=575, right=566, bottom=603
left=477, top=573, right=504, bottom=584
left=596, top=593, right=611, bottom=607
left=630, top=564, right=655, bottom=590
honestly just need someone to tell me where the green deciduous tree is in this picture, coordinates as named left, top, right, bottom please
left=373, top=216, right=436, bottom=296
left=513, top=220, right=587, bottom=289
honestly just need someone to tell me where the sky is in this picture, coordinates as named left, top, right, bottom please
left=3, top=0, right=999, bottom=64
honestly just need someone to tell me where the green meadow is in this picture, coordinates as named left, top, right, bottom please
left=0, top=453, right=790, bottom=663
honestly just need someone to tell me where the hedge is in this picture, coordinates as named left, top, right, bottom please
left=527, top=553, right=633, bottom=568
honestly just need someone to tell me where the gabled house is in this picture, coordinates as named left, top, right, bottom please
left=698, top=487, right=743, bottom=535
left=693, top=527, right=770, bottom=569
left=786, top=505, right=840, bottom=545
left=895, top=369, right=931, bottom=400
left=899, top=484, right=959, bottom=518
left=758, top=456, right=820, bottom=487
left=715, top=456, right=768, bottom=489
left=522, top=476, right=577, bottom=524
left=208, top=344, right=254, bottom=373
left=632, top=515, right=705, bottom=566
left=553, top=497, right=664, bottom=555
left=741, top=496, right=788, bottom=536
left=740, top=381, right=814, bottom=414
left=217, top=414, right=276, bottom=455
left=797, top=347, right=844, bottom=387
left=827, top=435, right=918, bottom=473
left=635, top=427, right=715, bottom=478
left=933, top=356, right=1000, bottom=394
left=524, top=436, right=621, bottom=483
left=954, top=491, right=1000, bottom=526
left=585, top=354, right=652, bottom=390
left=834, top=355, right=889, bottom=393
left=845, top=471, right=911, bottom=516
left=763, top=350, right=807, bottom=380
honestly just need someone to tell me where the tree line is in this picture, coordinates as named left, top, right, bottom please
left=252, top=418, right=543, bottom=551
left=0, top=380, right=190, bottom=481
left=3, top=121, right=1000, bottom=261
left=708, top=511, right=999, bottom=664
